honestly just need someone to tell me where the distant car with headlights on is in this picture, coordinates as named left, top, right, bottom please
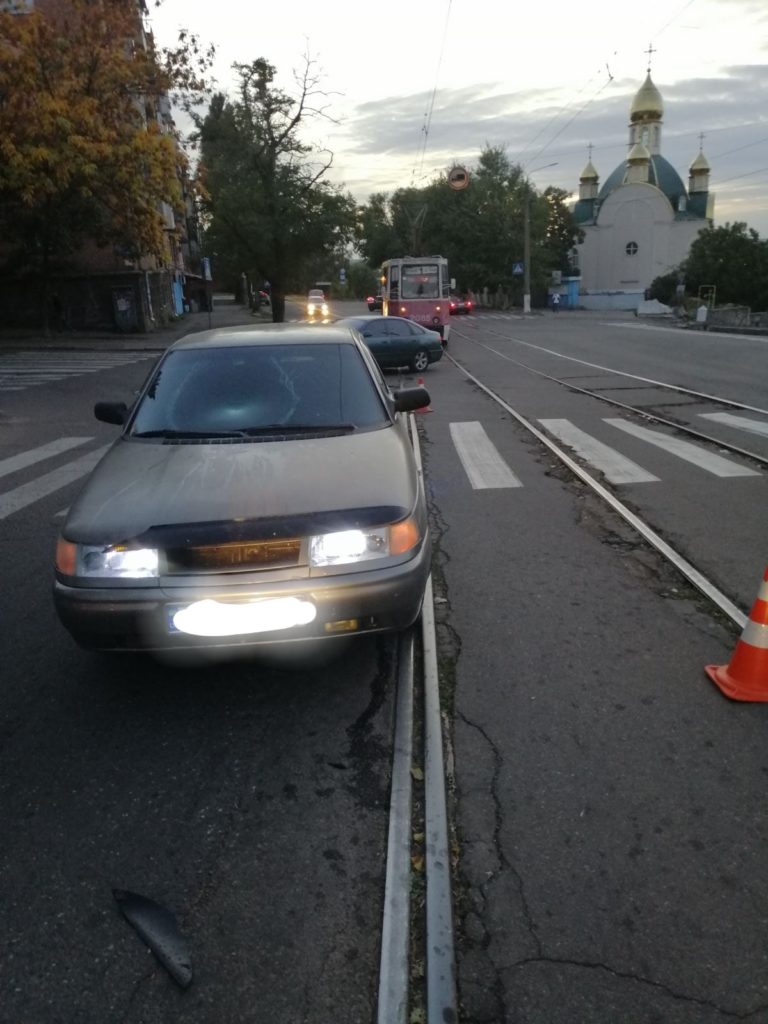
left=335, top=315, right=444, bottom=373
left=53, top=325, right=432, bottom=654
left=307, top=289, right=329, bottom=318
left=449, top=295, right=473, bottom=315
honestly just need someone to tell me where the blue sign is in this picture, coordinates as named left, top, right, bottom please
left=339, top=268, right=347, bottom=283
left=512, top=261, right=524, bottom=276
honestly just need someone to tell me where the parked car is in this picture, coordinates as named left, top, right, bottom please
left=366, top=292, right=383, bottom=312
left=53, top=325, right=432, bottom=654
left=334, top=316, right=444, bottom=373
left=307, top=289, right=329, bottom=318
left=449, top=295, right=473, bottom=315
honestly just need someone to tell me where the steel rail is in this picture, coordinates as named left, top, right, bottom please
left=410, top=415, right=458, bottom=1024
left=446, top=354, right=748, bottom=630
left=377, top=630, right=415, bottom=1024
left=460, top=334, right=768, bottom=470
left=467, top=326, right=768, bottom=417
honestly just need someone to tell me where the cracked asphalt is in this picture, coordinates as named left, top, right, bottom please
left=419, top=328, right=768, bottom=1023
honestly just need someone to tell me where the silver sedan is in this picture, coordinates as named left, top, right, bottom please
left=54, top=324, right=432, bottom=654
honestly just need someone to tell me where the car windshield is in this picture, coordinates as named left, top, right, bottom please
left=129, top=343, right=390, bottom=437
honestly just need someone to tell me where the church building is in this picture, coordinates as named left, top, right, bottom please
left=572, top=68, right=714, bottom=309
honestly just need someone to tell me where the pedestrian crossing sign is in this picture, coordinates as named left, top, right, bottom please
left=512, top=262, right=524, bottom=275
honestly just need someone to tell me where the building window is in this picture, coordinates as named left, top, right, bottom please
left=625, top=241, right=639, bottom=256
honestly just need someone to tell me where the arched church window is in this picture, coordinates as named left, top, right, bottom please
left=625, top=241, right=639, bottom=256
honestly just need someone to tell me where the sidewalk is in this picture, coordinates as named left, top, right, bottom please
left=0, top=299, right=266, bottom=352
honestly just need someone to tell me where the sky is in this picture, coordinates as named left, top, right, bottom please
left=148, top=0, right=768, bottom=235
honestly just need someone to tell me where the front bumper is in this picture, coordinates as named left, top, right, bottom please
left=54, top=541, right=430, bottom=651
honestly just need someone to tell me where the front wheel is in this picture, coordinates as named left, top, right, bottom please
left=411, top=349, right=429, bottom=373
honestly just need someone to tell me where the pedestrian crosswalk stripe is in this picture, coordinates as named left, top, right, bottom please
left=605, top=418, right=760, bottom=477
left=0, top=445, right=111, bottom=519
left=538, top=419, right=659, bottom=483
left=449, top=421, right=522, bottom=489
left=0, top=351, right=154, bottom=392
left=0, top=437, right=93, bottom=481
left=699, top=412, right=768, bottom=438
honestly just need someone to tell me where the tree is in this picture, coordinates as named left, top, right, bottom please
left=0, top=0, right=212, bottom=324
left=354, top=146, right=582, bottom=306
left=682, top=222, right=768, bottom=310
left=194, top=57, right=358, bottom=322
left=542, top=186, right=584, bottom=275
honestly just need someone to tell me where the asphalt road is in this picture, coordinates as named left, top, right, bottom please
left=1, top=304, right=767, bottom=1023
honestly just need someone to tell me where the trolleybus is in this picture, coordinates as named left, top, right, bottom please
left=380, top=256, right=452, bottom=343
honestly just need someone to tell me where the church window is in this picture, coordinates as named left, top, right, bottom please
left=625, top=242, right=639, bottom=256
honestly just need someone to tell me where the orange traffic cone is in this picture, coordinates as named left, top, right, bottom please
left=705, top=567, right=768, bottom=701
left=414, top=377, right=432, bottom=414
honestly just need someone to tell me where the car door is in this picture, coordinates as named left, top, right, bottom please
left=360, top=320, right=392, bottom=366
left=384, top=318, right=419, bottom=365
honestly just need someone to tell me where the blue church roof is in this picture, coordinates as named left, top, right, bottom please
left=597, top=154, right=689, bottom=209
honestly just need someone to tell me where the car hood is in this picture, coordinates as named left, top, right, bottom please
left=64, top=426, right=418, bottom=544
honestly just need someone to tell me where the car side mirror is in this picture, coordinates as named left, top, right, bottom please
left=94, top=401, right=128, bottom=425
left=393, top=387, right=430, bottom=413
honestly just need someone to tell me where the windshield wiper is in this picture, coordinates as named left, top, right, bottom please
left=132, top=429, right=248, bottom=439
left=239, top=423, right=357, bottom=435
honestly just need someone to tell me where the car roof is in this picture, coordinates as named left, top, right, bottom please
left=168, top=323, right=358, bottom=351
left=337, top=315, right=417, bottom=326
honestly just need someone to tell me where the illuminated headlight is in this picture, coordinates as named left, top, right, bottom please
left=308, top=303, right=317, bottom=315
left=309, top=517, right=420, bottom=567
left=320, top=303, right=329, bottom=316
left=58, top=541, right=159, bottom=579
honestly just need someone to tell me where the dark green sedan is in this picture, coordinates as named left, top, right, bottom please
left=335, top=315, right=444, bottom=372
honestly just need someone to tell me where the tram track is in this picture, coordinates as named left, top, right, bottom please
left=454, top=326, right=768, bottom=470
left=443, top=344, right=750, bottom=629
left=376, top=415, right=456, bottom=1024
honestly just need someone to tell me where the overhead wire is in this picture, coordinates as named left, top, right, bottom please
left=412, top=0, right=452, bottom=185
left=516, top=0, right=705, bottom=174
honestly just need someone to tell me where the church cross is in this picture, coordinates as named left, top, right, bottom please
left=645, top=42, right=656, bottom=72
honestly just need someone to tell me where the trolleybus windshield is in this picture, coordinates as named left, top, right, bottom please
left=401, top=264, right=440, bottom=299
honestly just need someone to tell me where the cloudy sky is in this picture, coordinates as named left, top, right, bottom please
left=149, top=0, right=768, bottom=234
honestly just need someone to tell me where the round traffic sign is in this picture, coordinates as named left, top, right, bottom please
left=448, top=165, right=470, bottom=191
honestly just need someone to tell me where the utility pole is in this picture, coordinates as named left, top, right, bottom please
left=523, top=191, right=531, bottom=314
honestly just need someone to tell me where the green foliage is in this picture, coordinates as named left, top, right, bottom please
left=0, top=0, right=211, bottom=278
left=648, top=270, right=681, bottom=305
left=354, top=146, right=584, bottom=305
left=682, top=222, right=768, bottom=310
left=194, top=57, right=358, bottom=321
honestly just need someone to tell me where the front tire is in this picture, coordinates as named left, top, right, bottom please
left=411, top=349, right=429, bottom=373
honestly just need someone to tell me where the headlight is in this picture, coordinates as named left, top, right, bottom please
left=320, top=303, right=329, bottom=316
left=56, top=539, right=159, bottom=578
left=309, top=517, right=420, bottom=567
left=308, top=303, right=316, bottom=314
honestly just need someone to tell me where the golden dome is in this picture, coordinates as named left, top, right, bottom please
left=580, top=160, right=598, bottom=181
left=627, top=141, right=650, bottom=164
left=630, top=73, right=664, bottom=122
left=690, top=151, right=710, bottom=172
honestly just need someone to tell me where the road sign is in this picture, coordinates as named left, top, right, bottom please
left=448, top=165, right=470, bottom=191
left=339, top=268, right=346, bottom=283
left=512, top=261, right=524, bottom=276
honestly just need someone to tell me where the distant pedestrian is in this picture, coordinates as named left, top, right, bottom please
left=552, top=292, right=560, bottom=312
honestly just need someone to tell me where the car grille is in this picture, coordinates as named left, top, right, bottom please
left=165, top=538, right=302, bottom=573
